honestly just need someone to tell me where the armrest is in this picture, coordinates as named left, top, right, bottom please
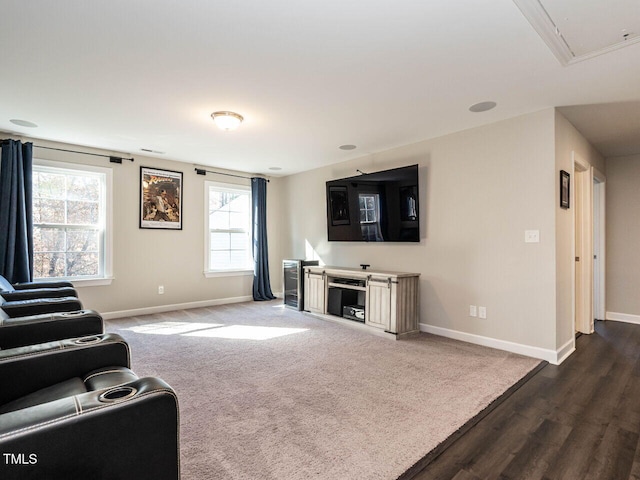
left=12, top=280, right=75, bottom=290
left=0, top=309, right=104, bottom=349
left=0, top=296, right=83, bottom=317
left=0, top=333, right=130, bottom=405
left=0, top=377, right=180, bottom=480
left=0, top=286, right=78, bottom=301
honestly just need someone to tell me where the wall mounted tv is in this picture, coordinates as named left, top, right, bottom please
left=326, top=164, right=419, bottom=242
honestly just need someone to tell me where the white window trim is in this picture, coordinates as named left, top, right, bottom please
left=33, top=159, right=113, bottom=285
left=203, top=180, right=254, bottom=277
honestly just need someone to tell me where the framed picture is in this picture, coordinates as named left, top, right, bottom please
left=560, top=170, right=570, bottom=209
left=329, top=186, right=350, bottom=225
left=140, top=167, right=183, bottom=229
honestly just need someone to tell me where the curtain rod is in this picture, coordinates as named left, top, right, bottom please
left=33, top=145, right=134, bottom=163
left=194, top=167, right=269, bottom=182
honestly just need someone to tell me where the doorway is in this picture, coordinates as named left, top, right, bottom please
left=573, top=152, right=606, bottom=334
left=593, top=171, right=606, bottom=321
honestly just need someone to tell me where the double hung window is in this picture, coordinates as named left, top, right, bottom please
left=205, top=181, right=253, bottom=275
left=32, top=160, right=111, bottom=282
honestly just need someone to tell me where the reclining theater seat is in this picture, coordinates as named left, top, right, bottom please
left=0, top=275, right=82, bottom=318
left=0, top=275, right=74, bottom=290
left=0, top=294, right=83, bottom=318
left=0, top=334, right=180, bottom=479
left=0, top=309, right=104, bottom=350
left=0, top=275, right=78, bottom=301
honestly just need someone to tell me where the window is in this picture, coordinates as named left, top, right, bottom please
left=32, top=160, right=112, bottom=283
left=205, top=181, right=253, bottom=275
left=359, top=193, right=383, bottom=241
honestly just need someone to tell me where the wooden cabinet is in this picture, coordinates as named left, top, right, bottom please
left=304, top=269, right=326, bottom=314
left=366, top=277, right=392, bottom=330
left=303, top=266, right=420, bottom=338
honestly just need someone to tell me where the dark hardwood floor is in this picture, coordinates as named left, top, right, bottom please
left=408, top=320, right=640, bottom=480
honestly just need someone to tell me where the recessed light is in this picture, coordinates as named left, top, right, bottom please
left=140, top=148, right=165, bottom=154
left=10, top=119, right=38, bottom=128
left=339, top=144, right=357, bottom=150
left=469, top=101, right=497, bottom=113
left=269, top=167, right=282, bottom=171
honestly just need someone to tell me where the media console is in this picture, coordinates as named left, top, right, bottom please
left=303, top=266, right=420, bottom=339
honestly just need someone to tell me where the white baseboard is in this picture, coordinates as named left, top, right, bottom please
left=102, top=295, right=254, bottom=320
left=555, top=338, right=576, bottom=365
left=419, top=323, right=573, bottom=365
left=606, top=311, right=640, bottom=325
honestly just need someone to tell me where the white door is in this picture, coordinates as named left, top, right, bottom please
left=592, top=171, right=606, bottom=321
left=574, top=154, right=593, bottom=334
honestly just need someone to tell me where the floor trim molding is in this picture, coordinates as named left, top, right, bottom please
left=606, top=311, right=640, bottom=325
left=420, top=323, right=569, bottom=365
left=102, top=295, right=254, bottom=320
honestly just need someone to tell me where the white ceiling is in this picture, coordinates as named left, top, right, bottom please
left=1, top=1, right=640, bottom=176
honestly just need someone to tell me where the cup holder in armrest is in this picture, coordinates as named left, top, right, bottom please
left=99, top=386, right=138, bottom=403
left=60, top=310, right=89, bottom=316
left=73, top=335, right=102, bottom=345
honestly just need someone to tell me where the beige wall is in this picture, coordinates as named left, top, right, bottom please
left=606, top=154, right=640, bottom=316
left=7, top=135, right=283, bottom=315
left=280, top=109, right=561, bottom=352
left=5, top=106, right=606, bottom=358
left=553, top=111, right=605, bottom=349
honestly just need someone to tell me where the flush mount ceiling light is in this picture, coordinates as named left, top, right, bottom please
left=339, top=144, right=357, bottom=150
left=211, top=111, right=244, bottom=131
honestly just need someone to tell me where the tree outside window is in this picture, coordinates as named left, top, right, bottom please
left=32, top=164, right=106, bottom=279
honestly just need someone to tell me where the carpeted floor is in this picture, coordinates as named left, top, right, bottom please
left=106, top=300, right=540, bottom=480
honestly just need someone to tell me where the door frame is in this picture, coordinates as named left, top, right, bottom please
left=592, top=169, right=606, bottom=321
left=573, top=152, right=594, bottom=334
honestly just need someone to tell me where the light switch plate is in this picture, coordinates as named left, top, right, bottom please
left=478, top=306, right=487, bottom=319
left=470, top=305, right=477, bottom=317
left=525, top=230, right=540, bottom=243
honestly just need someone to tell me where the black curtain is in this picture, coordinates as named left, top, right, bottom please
left=251, top=177, right=275, bottom=301
left=0, top=140, right=34, bottom=283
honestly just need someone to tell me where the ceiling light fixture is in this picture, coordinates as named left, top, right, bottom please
left=211, top=111, right=244, bottom=131
left=339, top=144, right=357, bottom=150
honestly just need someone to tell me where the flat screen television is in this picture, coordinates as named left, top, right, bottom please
left=326, top=164, right=419, bottom=242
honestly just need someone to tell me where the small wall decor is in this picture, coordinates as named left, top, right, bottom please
left=329, top=186, right=350, bottom=225
left=560, top=170, right=570, bottom=209
left=140, top=166, right=183, bottom=229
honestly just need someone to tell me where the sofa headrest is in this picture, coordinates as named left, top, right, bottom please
left=0, top=276, right=13, bottom=293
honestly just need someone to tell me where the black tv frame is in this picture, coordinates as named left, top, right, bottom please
left=326, top=164, right=419, bottom=242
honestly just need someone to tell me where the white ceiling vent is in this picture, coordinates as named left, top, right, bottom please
left=514, top=0, right=640, bottom=65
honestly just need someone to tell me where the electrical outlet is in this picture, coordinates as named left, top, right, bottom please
left=470, top=305, right=477, bottom=317
left=525, top=230, right=540, bottom=243
left=478, top=306, right=487, bottom=319
left=158, top=285, right=164, bottom=294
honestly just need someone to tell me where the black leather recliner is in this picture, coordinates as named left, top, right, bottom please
left=0, top=275, right=78, bottom=300
left=0, top=295, right=83, bottom=318
left=0, top=275, right=74, bottom=289
left=0, top=308, right=104, bottom=349
left=0, top=333, right=180, bottom=479
left=0, top=275, right=83, bottom=317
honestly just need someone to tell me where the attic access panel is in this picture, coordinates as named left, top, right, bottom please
left=514, top=0, right=640, bottom=65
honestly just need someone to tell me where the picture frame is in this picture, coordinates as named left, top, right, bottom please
left=560, top=170, right=570, bottom=209
left=140, top=166, right=183, bottom=229
left=329, top=186, right=350, bottom=225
